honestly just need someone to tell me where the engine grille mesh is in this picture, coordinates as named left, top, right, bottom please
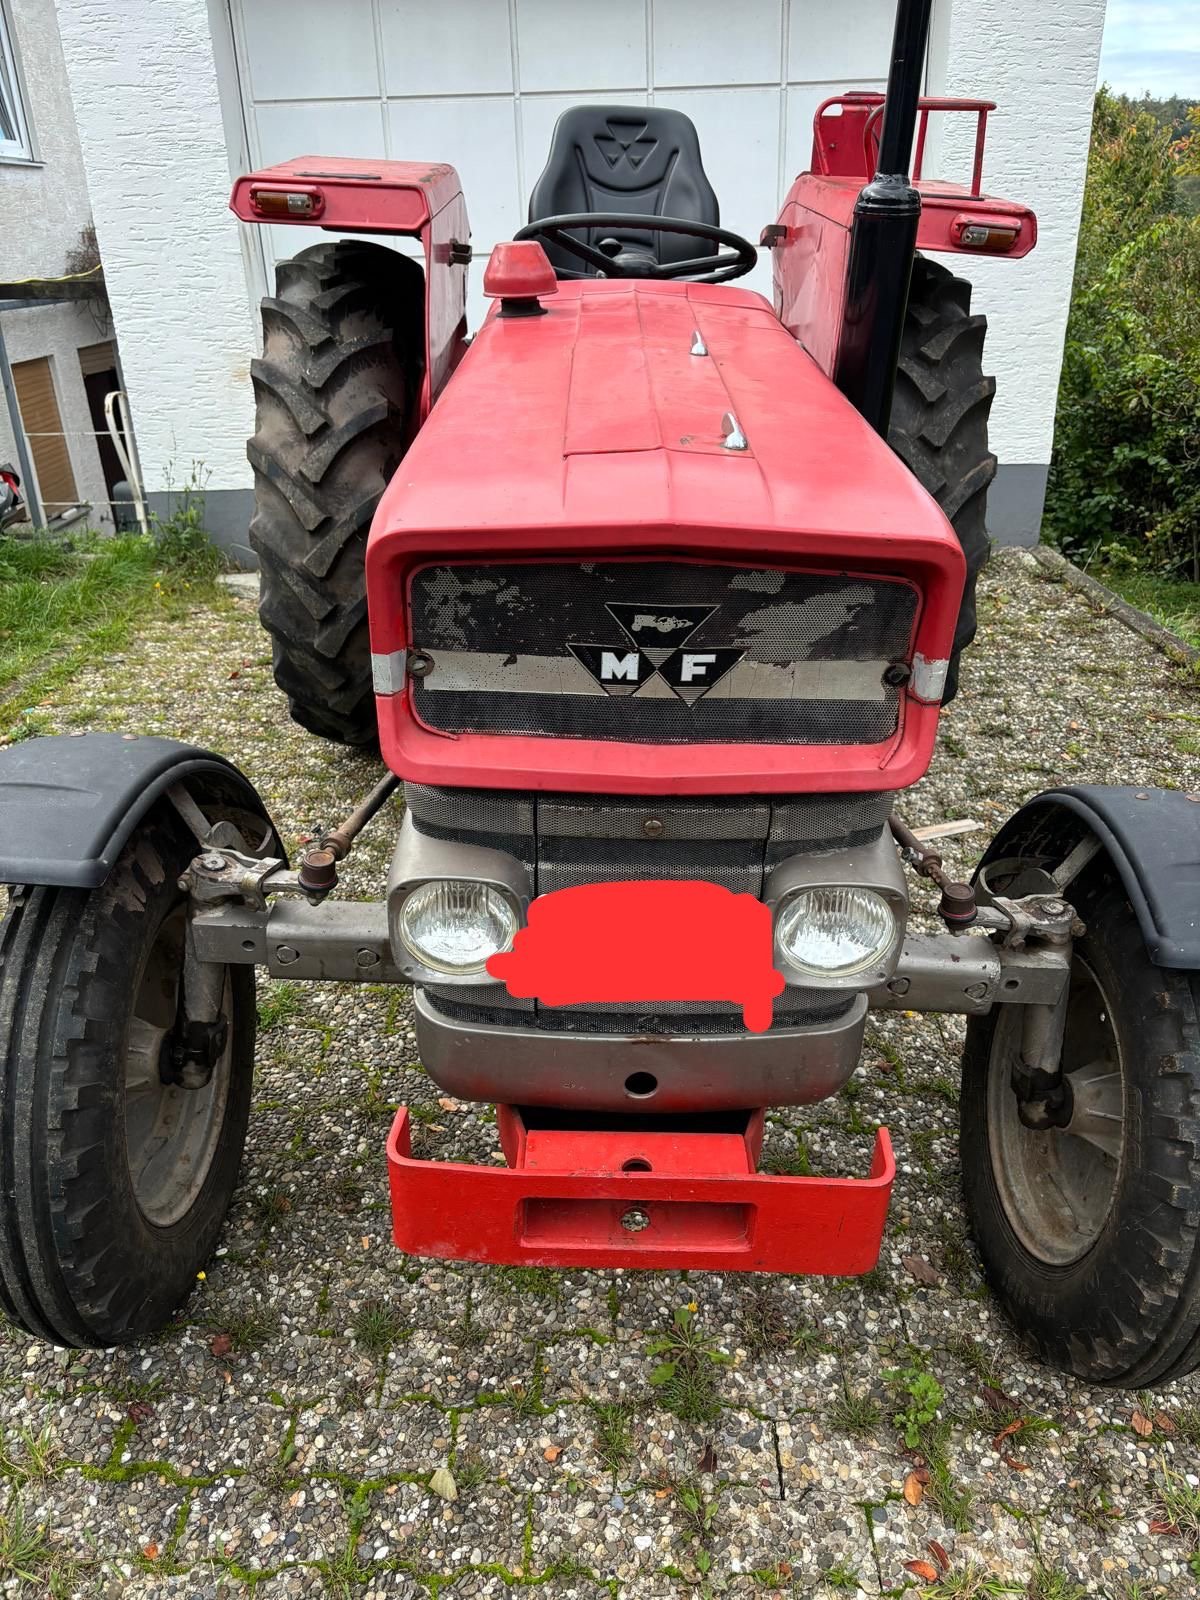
left=408, top=560, right=917, bottom=745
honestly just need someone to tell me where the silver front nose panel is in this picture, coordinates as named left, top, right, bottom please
left=415, top=989, right=869, bottom=1112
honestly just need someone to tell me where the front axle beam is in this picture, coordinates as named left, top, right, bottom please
left=192, top=900, right=1068, bottom=1015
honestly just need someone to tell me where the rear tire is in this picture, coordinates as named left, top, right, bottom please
left=889, top=255, right=996, bottom=703
left=248, top=241, right=422, bottom=745
left=961, top=854, right=1200, bottom=1385
left=0, top=809, right=255, bottom=1347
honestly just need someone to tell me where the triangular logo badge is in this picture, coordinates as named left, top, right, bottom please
left=569, top=642, right=655, bottom=696
left=658, top=646, right=744, bottom=703
left=606, top=118, right=649, bottom=151
left=605, top=603, right=715, bottom=648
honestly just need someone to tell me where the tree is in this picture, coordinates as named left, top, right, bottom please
left=1045, top=89, right=1200, bottom=577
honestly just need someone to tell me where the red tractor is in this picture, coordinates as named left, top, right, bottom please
left=1, top=0, right=1198, bottom=1390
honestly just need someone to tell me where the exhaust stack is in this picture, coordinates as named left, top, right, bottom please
left=832, top=0, right=934, bottom=436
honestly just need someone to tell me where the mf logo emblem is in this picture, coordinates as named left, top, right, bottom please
left=593, top=119, right=658, bottom=173
left=569, top=604, right=743, bottom=704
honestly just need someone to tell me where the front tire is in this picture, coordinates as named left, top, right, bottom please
left=962, top=854, right=1200, bottom=1385
left=0, top=809, right=255, bottom=1347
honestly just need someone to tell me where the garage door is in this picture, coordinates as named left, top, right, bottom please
left=227, top=0, right=901, bottom=317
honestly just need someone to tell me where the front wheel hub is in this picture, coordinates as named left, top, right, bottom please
left=125, top=907, right=233, bottom=1228
left=988, top=958, right=1125, bottom=1266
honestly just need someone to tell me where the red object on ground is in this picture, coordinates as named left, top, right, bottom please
left=388, top=1105, right=894, bottom=1274
left=487, top=879, right=785, bottom=1032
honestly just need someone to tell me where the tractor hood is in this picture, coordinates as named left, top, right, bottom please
left=366, top=276, right=966, bottom=797
left=369, top=277, right=962, bottom=560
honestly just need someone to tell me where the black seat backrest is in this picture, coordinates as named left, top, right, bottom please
left=527, top=106, right=719, bottom=277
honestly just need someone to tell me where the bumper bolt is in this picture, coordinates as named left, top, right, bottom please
left=887, top=976, right=910, bottom=996
left=275, top=945, right=300, bottom=965
left=964, top=981, right=990, bottom=1000
left=355, top=947, right=381, bottom=969
left=620, top=1207, right=651, bottom=1233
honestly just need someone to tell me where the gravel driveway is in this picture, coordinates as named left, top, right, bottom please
left=4, top=549, right=1200, bottom=1599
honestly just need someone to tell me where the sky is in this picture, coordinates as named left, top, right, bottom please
left=1099, top=0, right=1200, bottom=99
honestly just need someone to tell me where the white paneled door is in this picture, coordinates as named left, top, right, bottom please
left=227, top=0, right=900, bottom=319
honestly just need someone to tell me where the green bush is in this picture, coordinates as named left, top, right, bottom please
left=151, top=464, right=226, bottom=579
left=1045, top=90, right=1200, bottom=578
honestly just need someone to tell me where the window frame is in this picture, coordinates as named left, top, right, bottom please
left=0, top=0, right=34, bottom=163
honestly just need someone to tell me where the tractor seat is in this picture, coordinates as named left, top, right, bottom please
left=527, top=105, right=720, bottom=278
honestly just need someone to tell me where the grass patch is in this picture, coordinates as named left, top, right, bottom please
left=0, top=1426, right=60, bottom=1486
left=0, top=1492, right=76, bottom=1594
left=0, top=531, right=222, bottom=735
left=1026, top=1568, right=1088, bottom=1600
left=646, top=1305, right=729, bottom=1425
left=927, top=1566, right=1018, bottom=1598
left=494, top=1265, right=561, bottom=1299
left=828, top=1383, right=881, bottom=1438
left=1155, top=1462, right=1200, bottom=1557
left=351, top=1297, right=407, bottom=1356
left=737, top=1279, right=791, bottom=1355
left=591, top=1402, right=635, bottom=1477
left=209, top=1305, right=280, bottom=1352
left=256, top=981, right=306, bottom=1029
left=761, top=1129, right=811, bottom=1175
left=1095, top=567, right=1200, bottom=652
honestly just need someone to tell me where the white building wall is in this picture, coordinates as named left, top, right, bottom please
left=927, top=0, right=1107, bottom=536
left=0, top=0, right=126, bottom=533
left=52, top=0, right=1108, bottom=556
left=0, top=0, right=94, bottom=282
left=53, top=0, right=257, bottom=546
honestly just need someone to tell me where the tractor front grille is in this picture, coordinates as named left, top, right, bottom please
left=405, top=782, right=891, bottom=1036
left=407, top=560, right=918, bottom=745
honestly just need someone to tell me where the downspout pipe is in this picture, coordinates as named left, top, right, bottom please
left=832, top=0, right=934, bottom=437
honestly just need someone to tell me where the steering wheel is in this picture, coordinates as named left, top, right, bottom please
left=513, top=212, right=757, bottom=285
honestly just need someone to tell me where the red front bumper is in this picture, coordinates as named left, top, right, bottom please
left=387, top=1106, right=894, bottom=1274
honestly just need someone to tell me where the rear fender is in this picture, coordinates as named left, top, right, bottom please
left=229, top=156, right=471, bottom=414
left=0, top=734, right=281, bottom=889
left=976, top=787, right=1200, bottom=970
left=767, top=91, right=1037, bottom=371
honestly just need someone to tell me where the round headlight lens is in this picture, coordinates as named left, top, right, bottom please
left=776, top=887, right=897, bottom=978
left=398, top=880, right=518, bottom=975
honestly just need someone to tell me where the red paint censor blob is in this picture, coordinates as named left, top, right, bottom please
left=486, top=880, right=786, bottom=1033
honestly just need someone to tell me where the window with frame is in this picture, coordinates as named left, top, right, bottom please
left=0, top=1, right=32, bottom=161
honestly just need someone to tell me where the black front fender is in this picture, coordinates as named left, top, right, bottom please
left=978, top=785, right=1200, bottom=970
left=0, top=733, right=280, bottom=889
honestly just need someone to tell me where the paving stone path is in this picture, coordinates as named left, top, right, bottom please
left=3, top=550, right=1199, bottom=1598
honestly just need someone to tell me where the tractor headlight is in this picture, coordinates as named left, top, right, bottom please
left=397, top=880, right=518, bottom=976
left=775, top=887, right=897, bottom=980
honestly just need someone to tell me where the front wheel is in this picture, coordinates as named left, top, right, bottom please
left=0, top=809, right=255, bottom=1347
left=961, top=855, right=1200, bottom=1385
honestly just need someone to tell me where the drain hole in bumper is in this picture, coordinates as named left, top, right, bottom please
left=624, top=1071, right=658, bottom=1099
